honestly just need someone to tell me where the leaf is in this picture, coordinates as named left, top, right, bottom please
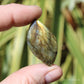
left=9, top=27, right=26, bottom=74
left=64, top=24, right=84, bottom=71
left=0, top=28, right=16, bottom=47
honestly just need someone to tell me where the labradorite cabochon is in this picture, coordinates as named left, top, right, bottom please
left=27, top=20, right=57, bottom=66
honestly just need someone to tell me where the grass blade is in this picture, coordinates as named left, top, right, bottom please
left=55, top=15, right=64, bottom=65
left=64, top=24, right=84, bottom=71
left=0, top=28, right=16, bottom=47
left=9, top=27, right=26, bottom=74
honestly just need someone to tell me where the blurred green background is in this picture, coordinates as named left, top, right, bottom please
left=0, top=0, right=84, bottom=84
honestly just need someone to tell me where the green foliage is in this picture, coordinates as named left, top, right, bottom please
left=0, top=0, right=84, bottom=84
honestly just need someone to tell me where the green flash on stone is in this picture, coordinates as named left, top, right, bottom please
left=27, top=20, right=57, bottom=66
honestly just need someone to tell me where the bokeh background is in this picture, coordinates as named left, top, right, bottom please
left=0, top=0, right=84, bottom=84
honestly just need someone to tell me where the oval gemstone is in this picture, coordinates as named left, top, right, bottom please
left=27, top=20, right=57, bottom=66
